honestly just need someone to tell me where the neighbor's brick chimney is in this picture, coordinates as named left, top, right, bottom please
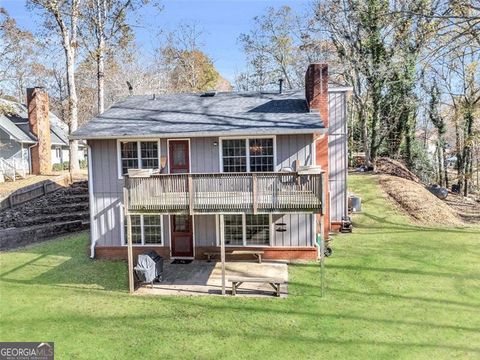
left=305, top=63, right=329, bottom=127
left=27, top=87, right=52, bottom=175
left=306, top=64, right=331, bottom=239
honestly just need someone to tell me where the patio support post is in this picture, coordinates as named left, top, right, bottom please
left=319, top=211, right=325, bottom=297
left=219, top=214, right=226, bottom=295
left=124, top=187, right=134, bottom=294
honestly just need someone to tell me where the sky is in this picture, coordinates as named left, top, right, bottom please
left=1, top=0, right=312, bottom=83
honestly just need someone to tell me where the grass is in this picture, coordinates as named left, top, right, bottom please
left=1, top=174, right=479, bottom=359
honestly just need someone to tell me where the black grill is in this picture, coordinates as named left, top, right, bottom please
left=134, top=251, right=163, bottom=285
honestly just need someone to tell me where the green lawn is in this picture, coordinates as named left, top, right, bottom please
left=1, top=174, right=479, bottom=359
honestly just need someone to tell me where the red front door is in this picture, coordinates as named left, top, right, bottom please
left=169, top=140, right=189, bottom=173
left=171, top=215, right=193, bottom=257
left=169, top=140, right=193, bottom=257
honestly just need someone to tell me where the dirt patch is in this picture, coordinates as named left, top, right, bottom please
left=375, top=157, right=420, bottom=183
left=377, top=175, right=465, bottom=227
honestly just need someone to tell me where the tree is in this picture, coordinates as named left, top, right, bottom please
left=0, top=7, right=42, bottom=100
left=159, top=23, right=222, bottom=93
left=29, top=0, right=81, bottom=172
left=427, top=79, right=449, bottom=187
left=316, top=0, right=438, bottom=167
left=237, top=6, right=336, bottom=91
left=81, top=0, right=153, bottom=114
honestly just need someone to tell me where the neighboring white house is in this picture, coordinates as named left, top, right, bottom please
left=0, top=94, right=85, bottom=180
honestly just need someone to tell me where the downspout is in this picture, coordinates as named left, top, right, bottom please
left=87, top=144, right=96, bottom=258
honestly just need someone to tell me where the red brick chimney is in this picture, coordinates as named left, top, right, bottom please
left=27, top=87, right=52, bottom=175
left=306, top=64, right=331, bottom=239
left=305, top=63, right=329, bottom=128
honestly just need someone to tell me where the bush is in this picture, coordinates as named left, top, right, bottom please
left=53, top=160, right=87, bottom=171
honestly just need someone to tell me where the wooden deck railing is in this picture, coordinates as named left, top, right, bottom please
left=124, top=172, right=323, bottom=214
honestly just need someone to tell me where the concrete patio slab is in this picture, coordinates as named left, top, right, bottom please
left=135, top=260, right=288, bottom=297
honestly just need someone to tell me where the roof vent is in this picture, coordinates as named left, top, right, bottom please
left=200, top=91, right=216, bottom=97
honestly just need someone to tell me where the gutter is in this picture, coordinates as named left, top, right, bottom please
left=87, top=144, right=96, bottom=259
left=69, top=128, right=329, bottom=141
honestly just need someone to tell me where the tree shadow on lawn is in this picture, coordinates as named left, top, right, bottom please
left=352, top=212, right=479, bottom=235
left=14, top=308, right=480, bottom=356
left=0, top=235, right=127, bottom=292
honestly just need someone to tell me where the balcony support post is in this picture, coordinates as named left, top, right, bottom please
left=252, top=173, right=258, bottom=215
left=124, top=186, right=135, bottom=295
left=188, top=174, right=194, bottom=215
left=219, top=214, right=226, bottom=295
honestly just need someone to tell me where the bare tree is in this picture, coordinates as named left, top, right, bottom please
left=0, top=7, right=42, bottom=100
left=81, top=0, right=154, bottom=114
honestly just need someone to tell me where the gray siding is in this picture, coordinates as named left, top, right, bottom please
left=328, top=92, right=348, bottom=222
left=90, top=133, right=319, bottom=249
left=190, top=137, right=219, bottom=173
left=89, top=139, right=123, bottom=246
left=276, top=134, right=314, bottom=170
left=272, top=214, right=314, bottom=247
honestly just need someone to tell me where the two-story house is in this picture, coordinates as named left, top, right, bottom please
left=72, top=64, right=350, bottom=264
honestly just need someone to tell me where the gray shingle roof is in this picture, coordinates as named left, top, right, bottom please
left=0, top=98, right=70, bottom=146
left=71, top=90, right=325, bottom=140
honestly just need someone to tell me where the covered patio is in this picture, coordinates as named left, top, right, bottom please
left=135, top=260, right=289, bottom=297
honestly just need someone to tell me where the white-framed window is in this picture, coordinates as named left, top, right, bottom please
left=117, top=139, right=160, bottom=178
left=55, top=147, right=61, bottom=159
left=221, top=214, right=271, bottom=246
left=123, top=214, right=163, bottom=246
left=220, top=137, right=275, bottom=173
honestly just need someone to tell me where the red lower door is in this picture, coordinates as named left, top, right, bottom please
left=171, top=215, right=193, bottom=257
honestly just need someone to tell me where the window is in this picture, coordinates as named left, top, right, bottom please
left=249, top=138, right=274, bottom=172
left=223, top=215, right=244, bottom=245
left=125, top=215, right=142, bottom=244
left=222, top=139, right=246, bottom=172
left=221, top=137, right=274, bottom=173
left=55, top=147, right=61, bottom=159
left=222, top=214, right=270, bottom=246
left=245, top=214, right=270, bottom=245
left=140, top=142, right=159, bottom=169
left=119, top=140, right=159, bottom=176
left=120, top=142, right=138, bottom=175
left=124, top=215, right=163, bottom=245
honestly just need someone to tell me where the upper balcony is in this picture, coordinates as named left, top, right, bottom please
left=124, top=171, right=324, bottom=215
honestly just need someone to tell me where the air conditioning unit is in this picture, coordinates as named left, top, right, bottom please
left=297, top=165, right=323, bottom=174
left=127, top=168, right=154, bottom=178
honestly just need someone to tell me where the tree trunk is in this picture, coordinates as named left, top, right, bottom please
left=436, top=144, right=443, bottom=185
left=65, top=46, right=80, bottom=172
left=442, top=145, right=449, bottom=189
left=96, top=0, right=105, bottom=114
left=97, top=42, right=105, bottom=114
